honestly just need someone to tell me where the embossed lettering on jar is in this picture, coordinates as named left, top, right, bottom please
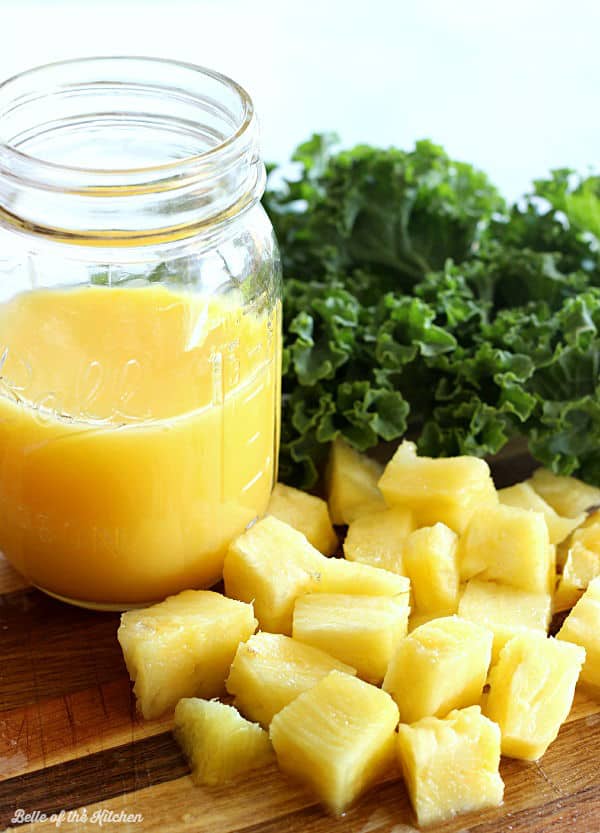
left=0, top=58, right=281, bottom=608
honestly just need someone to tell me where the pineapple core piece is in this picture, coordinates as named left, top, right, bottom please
left=498, top=481, right=585, bottom=545
left=293, top=593, right=410, bottom=684
left=460, top=503, right=552, bottom=594
left=529, top=468, right=600, bottom=518
left=397, top=706, right=504, bottom=827
left=483, top=632, right=585, bottom=760
left=383, top=616, right=493, bottom=723
left=403, top=523, right=460, bottom=615
left=343, top=507, right=413, bottom=575
left=270, top=670, right=399, bottom=815
left=558, top=576, right=600, bottom=690
left=174, top=698, right=273, bottom=786
left=267, top=483, right=338, bottom=556
left=226, top=632, right=356, bottom=727
left=378, top=441, right=497, bottom=534
left=554, top=542, right=600, bottom=613
left=118, top=590, right=257, bottom=720
left=459, top=579, right=551, bottom=663
left=326, top=438, right=385, bottom=525
left=223, top=516, right=326, bottom=634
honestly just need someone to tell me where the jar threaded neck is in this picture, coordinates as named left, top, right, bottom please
left=0, top=57, right=264, bottom=246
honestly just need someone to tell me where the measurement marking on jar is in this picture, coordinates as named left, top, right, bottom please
left=241, top=468, right=266, bottom=493
left=210, top=351, right=224, bottom=407
left=242, top=381, right=266, bottom=406
left=247, top=343, right=263, bottom=358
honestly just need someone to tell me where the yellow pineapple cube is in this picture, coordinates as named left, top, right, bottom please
left=378, top=441, right=497, bottom=534
left=223, top=516, right=326, bottom=634
left=267, top=483, right=338, bottom=555
left=483, top=632, right=585, bottom=760
left=397, top=706, right=504, bottom=827
left=408, top=611, right=445, bottom=632
left=319, top=557, right=410, bottom=598
left=459, top=579, right=551, bottom=663
left=548, top=543, right=557, bottom=583
left=558, top=576, right=600, bottom=690
left=403, top=523, right=460, bottom=615
left=530, top=468, right=600, bottom=517
left=343, top=507, right=413, bottom=574
left=226, top=632, right=356, bottom=727
left=326, top=438, right=385, bottom=525
left=573, top=517, right=600, bottom=553
left=582, top=508, right=600, bottom=530
left=293, top=593, right=409, bottom=684
left=174, top=698, right=273, bottom=785
left=554, top=543, right=600, bottom=612
left=269, top=670, right=399, bottom=815
left=575, top=516, right=600, bottom=553
left=118, top=590, right=257, bottom=720
left=460, top=503, right=552, bottom=593
left=383, top=616, right=493, bottom=723
left=583, top=508, right=600, bottom=527
left=498, top=481, right=585, bottom=544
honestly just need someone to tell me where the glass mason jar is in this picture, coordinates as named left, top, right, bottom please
left=0, top=58, right=281, bottom=609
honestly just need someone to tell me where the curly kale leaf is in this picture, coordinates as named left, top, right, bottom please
left=264, top=135, right=504, bottom=292
left=265, top=137, right=600, bottom=488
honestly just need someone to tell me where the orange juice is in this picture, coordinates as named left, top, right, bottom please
left=0, top=285, right=280, bottom=606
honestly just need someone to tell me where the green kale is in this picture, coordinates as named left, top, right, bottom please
left=265, top=137, right=600, bottom=488
left=264, top=134, right=504, bottom=294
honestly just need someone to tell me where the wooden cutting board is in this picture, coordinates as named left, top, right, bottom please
left=1, top=500, right=599, bottom=832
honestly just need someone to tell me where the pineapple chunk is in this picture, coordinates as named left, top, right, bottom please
left=343, top=507, right=413, bottom=575
left=293, top=593, right=409, bottom=684
left=557, top=576, right=600, bottom=689
left=582, top=508, right=600, bottom=530
left=403, top=523, right=460, bottom=615
left=483, top=632, right=585, bottom=760
left=548, top=543, right=557, bottom=584
left=326, top=438, right=385, bottom=525
left=498, top=481, right=585, bottom=544
left=530, top=468, right=600, bottom=517
left=270, top=670, right=399, bottom=815
left=556, top=538, right=570, bottom=572
left=226, top=632, right=356, bottom=727
left=223, top=516, right=325, bottom=634
left=554, top=543, right=600, bottom=613
left=174, top=698, right=273, bottom=785
left=408, top=611, right=445, bottom=632
left=459, top=579, right=551, bottom=663
left=397, top=706, right=504, bottom=827
left=319, top=557, right=410, bottom=598
left=575, top=517, right=600, bottom=550
left=583, top=508, right=600, bottom=527
left=267, top=483, right=338, bottom=555
left=118, top=590, right=257, bottom=719
left=460, top=503, right=552, bottom=594
left=378, top=441, right=497, bottom=534
left=383, top=616, right=493, bottom=723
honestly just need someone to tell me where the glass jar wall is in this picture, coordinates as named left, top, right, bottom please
left=0, top=58, right=281, bottom=609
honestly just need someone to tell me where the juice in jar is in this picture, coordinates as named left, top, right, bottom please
left=0, top=284, right=280, bottom=607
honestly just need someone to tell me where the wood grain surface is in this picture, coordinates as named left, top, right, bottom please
left=1, top=461, right=599, bottom=832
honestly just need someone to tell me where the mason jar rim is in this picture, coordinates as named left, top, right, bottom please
left=0, top=56, right=255, bottom=178
left=0, top=56, right=265, bottom=246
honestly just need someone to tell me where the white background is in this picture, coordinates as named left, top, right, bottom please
left=0, top=0, right=598, bottom=199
